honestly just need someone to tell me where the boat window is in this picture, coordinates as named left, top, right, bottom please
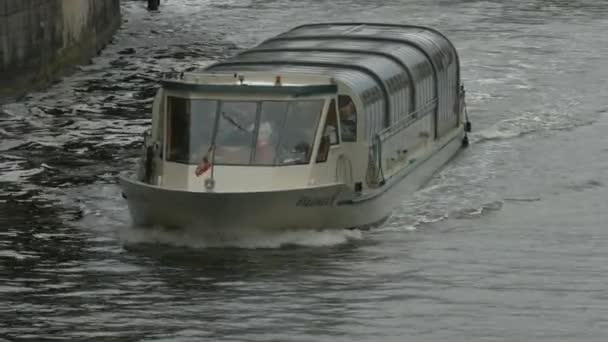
left=316, top=99, right=339, bottom=163
left=165, top=97, right=324, bottom=166
left=214, top=101, right=258, bottom=165
left=276, top=100, right=325, bottom=165
left=338, top=95, right=357, bottom=142
left=166, top=97, right=217, bottom=164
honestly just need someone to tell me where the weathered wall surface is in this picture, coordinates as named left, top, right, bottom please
left=0, top=0, right=121, bottom=98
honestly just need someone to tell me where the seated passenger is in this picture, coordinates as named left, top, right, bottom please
left=255, top=121, right=276, bottom=164
left=293, top=141, right=310, bottom=162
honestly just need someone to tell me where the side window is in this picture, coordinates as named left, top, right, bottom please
left=167, top=97, right=190, bottom=163
left=166, top=97, right=217, bottom=165
left=316, top=99, right=339, bottom=163
left=338, top=95, right=357, bottom=142
left=276, top=100, right=324, bottom=165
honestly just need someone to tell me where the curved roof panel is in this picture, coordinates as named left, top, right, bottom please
left=206, top=23, right=460, bottom=126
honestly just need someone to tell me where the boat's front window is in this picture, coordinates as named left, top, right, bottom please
left=165, top=97, right=324, bottom=166
left=214, top=101, right=257, bottom=164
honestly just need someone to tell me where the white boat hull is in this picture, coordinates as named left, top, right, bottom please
left=119, top=129, right=465, bottom=232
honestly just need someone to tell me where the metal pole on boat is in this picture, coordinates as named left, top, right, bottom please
left=204, top=106, right=222, bottom=191
left=461, top=84, right=472, bottom=147
left=205, top=145, right=216, bottom=191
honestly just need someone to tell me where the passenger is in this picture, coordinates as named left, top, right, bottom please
left=293, top=141, right=310, bottom=162
left=288, top=122, right=317, bottom=164
left=280, top=133, right=311, bottom=165
left=255, top=121, right=276, bottom=164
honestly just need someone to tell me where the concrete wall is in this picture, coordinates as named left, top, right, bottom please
left=0, top=0, right=121, bottom=98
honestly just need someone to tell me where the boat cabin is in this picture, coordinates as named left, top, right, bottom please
left=140, top=23, right=463, bottom=195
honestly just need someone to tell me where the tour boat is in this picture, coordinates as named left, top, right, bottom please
left=119, top=23, right=471, bottom=232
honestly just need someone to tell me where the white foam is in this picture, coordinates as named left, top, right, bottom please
left=472, top=126, right=522, bottom=143
left=118, top=225, right=362, bottom=249
left=375, top=224, right=417, bottom=232
left=0, top=167, right=44, bottom=182
left=0, top=250, right=38, bottom=260
left=0, top=139, right=25, bottom=152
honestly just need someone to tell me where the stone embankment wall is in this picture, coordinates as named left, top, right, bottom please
left=0, top=0, right=121, bottom=98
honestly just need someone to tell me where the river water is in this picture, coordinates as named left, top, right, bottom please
left=2, top=0, right=608, bottom=341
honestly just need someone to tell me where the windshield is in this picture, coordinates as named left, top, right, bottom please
left=166, top=97, right=324, bottom=166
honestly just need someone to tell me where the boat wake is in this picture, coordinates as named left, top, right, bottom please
left=118, top=225, right=363, bottom=249
left=471, top=125, right=523, bottom=143
left=58, top=184, right=363, bottom=250
left=471, top=105, right=597, bottom=144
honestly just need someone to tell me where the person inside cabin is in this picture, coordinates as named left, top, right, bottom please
left=275, top=99, right=326, bottom=165
left=293, top=141, right=310, bottom=161
left=338, top=95, right=357, bottom=142
left=254, top=119, right=277, bottom=164
left=278, top=124, right=313, bottom=165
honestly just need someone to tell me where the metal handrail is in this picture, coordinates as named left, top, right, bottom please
left=377, top=99, right=437, bottom=142
left=369, top=98, right=437, bottom=186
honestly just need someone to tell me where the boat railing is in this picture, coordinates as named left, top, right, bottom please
left=366, top=139, right=383, bottom=188
left=368, top=99, right=437, bottom=186
left=377, top=99, right=437, bottom=142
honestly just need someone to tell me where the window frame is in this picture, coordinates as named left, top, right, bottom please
left=316, top=98, right=341, bottom=163
left=338, top=94, right=358, bottom=142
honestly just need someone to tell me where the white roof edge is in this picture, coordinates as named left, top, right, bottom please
left=161, top=71, right=336, bottom=87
